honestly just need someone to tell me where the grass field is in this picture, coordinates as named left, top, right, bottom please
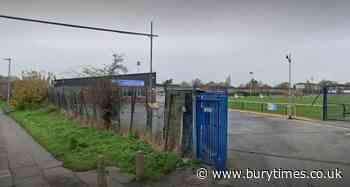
left=229, top=95, right=350, bottom=120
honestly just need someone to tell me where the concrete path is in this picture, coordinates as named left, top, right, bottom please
left=0, top=111, right=86, bottom=187
left=229, top=111, right=350, bottom=187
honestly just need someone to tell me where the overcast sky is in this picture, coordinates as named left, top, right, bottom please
left=0, top=0, right=349, bottom=86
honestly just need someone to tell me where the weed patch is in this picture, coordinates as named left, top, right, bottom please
left=9, top=106, right=196, bottom=180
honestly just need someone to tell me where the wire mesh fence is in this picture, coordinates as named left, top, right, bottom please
left=324, top=86, right=350, bottom=121
left=48, top=75, right=194, bottom=156
left=49, top=79, right=123, bottom=130
left=229, top=99, right=323, bottom=120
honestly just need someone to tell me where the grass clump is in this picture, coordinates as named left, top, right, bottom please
left=0, top=100, right=7, bottom=110
left=9, top=106, right=191, bottom=180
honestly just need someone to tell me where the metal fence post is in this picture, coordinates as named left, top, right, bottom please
left=322, top=87, right=328, bottom=121
left=192, top=87, right=197, bottom=158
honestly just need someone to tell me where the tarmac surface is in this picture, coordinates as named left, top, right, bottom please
left=228, top=111, right=350, bottom=187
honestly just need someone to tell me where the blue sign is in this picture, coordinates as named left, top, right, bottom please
left=267, top=103, right=278, bottom=111
left=111, top=79, right=145, bottom=87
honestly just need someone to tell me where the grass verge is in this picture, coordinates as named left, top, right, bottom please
left=0, top=100, right=7, bottom=109
left=7, top=105, right=196, bottom=180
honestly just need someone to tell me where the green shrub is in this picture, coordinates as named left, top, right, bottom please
left=44, top=105, right=59, bottom=113
left=11, top=71, right=51, bottom=110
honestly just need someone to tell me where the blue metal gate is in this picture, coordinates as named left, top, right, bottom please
left=196, top=92, right=228, bottom=169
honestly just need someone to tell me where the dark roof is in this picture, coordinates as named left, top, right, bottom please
left=295, top=82, right=320, bottom=86
left=54, top=72, right=156, bottom=87
left=55, top=72, right=155, bottom=82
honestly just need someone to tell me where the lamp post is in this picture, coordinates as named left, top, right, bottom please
left=249, top=72, right=254, bottom=96
left=285, top=53, right=292, bottom=119
left=137, top=61, right=141, bottom=73
left=3, top=58, right=11, bottom=104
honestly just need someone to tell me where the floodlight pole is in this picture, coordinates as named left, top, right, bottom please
left=3, top=58, right=11, bottom=104
left=286, top=53, right=292, bottom=119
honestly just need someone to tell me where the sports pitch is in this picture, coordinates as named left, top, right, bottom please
left=229, top=95, right=350, bottom=120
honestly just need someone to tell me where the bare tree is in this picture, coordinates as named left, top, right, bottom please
left=275, top=82, right=290, bottom=89
left=318, top=80, right=338, bottom=88
left=179, top=81, right=191, bottom=87
left=192, top=78, right=204, bottom=88
left=224, top=75, right=231, bottom=87
left=78, top=53, right=128, bottom=77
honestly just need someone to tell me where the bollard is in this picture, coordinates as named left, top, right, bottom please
left=135, top=151, right=144, bottom=180
left=97, top=155, right=108, bottom=187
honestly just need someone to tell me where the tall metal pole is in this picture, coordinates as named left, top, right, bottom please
left=3, top=58, right=11, bottom=104
left=149, top=21, right=153, bottom=102
left=289, top=58, right=291, bottom=99
left=289, top=59, right=292, bottom=119
left=150, top=21, right=153, bottom=74
left=146, top=21, right=154, bottom=132
left=286, top=53, right=292, bottom=119
left=249, top=72, right=253, bottom=96
left=322, top=86, right=328, bottom=121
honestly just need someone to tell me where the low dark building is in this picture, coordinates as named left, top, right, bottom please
left=54, top=72, right=156, bottom=102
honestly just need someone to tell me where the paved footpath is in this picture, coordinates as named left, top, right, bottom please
left=0, top=111, right=87, bottom=187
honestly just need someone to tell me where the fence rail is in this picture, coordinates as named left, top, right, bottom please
left=229, top=100, right=323, bottom=120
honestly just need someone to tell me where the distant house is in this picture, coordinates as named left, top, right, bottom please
left=329, top=84, right=350, bottom=94
left=295, top=82, right=321, bottom=95
left=294, top=83, right=350, bottom=95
